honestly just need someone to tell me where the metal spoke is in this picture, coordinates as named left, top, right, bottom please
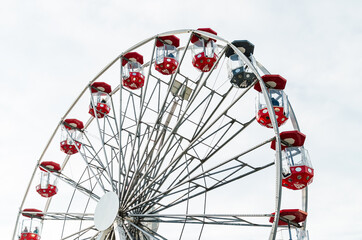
left=61, top=225, right=96, bottom=240
left=130, top=214, right=273, bottom=227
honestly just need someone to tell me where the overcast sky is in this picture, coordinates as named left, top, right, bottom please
left=1, top=0, right=362, bottom=239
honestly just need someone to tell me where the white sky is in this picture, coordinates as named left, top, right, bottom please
left=1, top=0, right=362, bottom=239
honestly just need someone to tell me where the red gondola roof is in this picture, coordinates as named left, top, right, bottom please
left=122, top=52, right=144, bottom=66
left=90, top=82, right=112, bottom=94
left=269, top=209, right=307, bottom=226
left=271, top=130, right=306, bottom=151
left=39, top=161, right=61, bottom=172
left=191, top=28, right=217, bottom=43
left=22, top=208, right=44, bottom=219
left=254, top=75, right=287, bottom=92
left=63, top=119, right=84, bottom=130
left=156, top=35, right=180, bottom=47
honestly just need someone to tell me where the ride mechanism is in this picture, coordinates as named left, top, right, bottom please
left=14, top=28, right=314, bottom=240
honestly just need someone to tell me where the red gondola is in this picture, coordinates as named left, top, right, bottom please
left=89, top=82, right=112, bottom=118
left=155, top=35, right=180, bottom=75
left=271, top=130, right=314, bottom=190
left=281, top=146, right=314, bottom=190
left=19, top=209, right=43, bottom=240
left=60, top=119, right=84, bottom=155
left=191, top=28, right=218, bottom=72
left=122, top=52, right=145, bottom=90
left=254, top=75, right=289, bottom=128
left=36, top=161, right=60, bottom=198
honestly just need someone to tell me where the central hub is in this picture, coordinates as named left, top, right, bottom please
left=94, top=192, right=120, bottom=231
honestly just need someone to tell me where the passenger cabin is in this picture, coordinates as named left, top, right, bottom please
left=225, top=40, right=256, bottom=88
left=191, top=28, right=218, bottom=72
left=89, top=82, right=112, bottom=118
left=155, top=35, right=180, bottom=75
left=36, top=161, right=60, bottom=198
left=271, top=130, right=314, bottom=190
left=281, top=146, right=313, bottom=190
left=60, top=119, right=84, bottom=155
left=19, top=208, right=43, bottom=240
left=122, top=52, right=145, bottom=90
left=254, top=74, right=289, bottom=128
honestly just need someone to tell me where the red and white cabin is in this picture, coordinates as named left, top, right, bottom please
left=36, top=161, right=61, bottom=198
left=269, top=209, right=307, bottom=226
left=89, top=82, right=112, bottom=118
left=19, top=209, right=43, bottom=240
left=122, top=52, right=145, bottom=90
left=254, top=75, right=289, bottom=128
left=155, top=35, right=180, bottom=75
left=281, top=146, right=314, bottom=190
left=191, top=28, right=218, bottom=72
left=271, top=130, right=314, bottom=190
left=60, top=119, right=84, bottom=155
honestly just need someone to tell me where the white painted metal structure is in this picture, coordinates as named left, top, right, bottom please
left=13, top=29, right=309, bottom=240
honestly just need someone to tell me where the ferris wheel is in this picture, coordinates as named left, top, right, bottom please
left=13, top=29, right=314, bottom=240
